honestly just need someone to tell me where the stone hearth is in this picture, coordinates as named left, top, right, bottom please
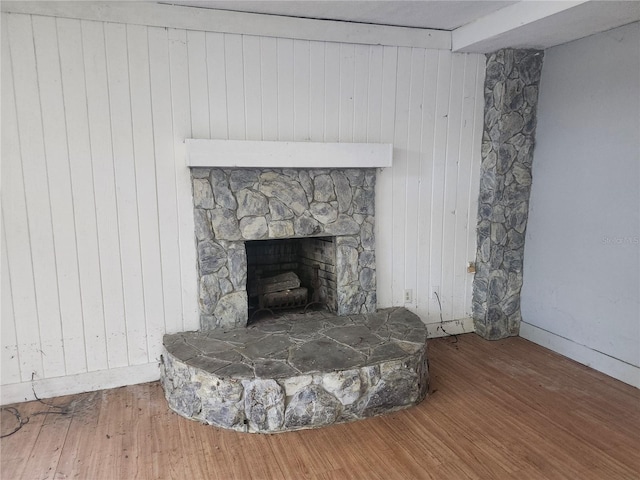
left=161, top=307, right=428, bottom=433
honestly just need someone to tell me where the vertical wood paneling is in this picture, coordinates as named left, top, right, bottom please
left=366, top=45, right=383, bottom=143
left=1, top=216, right=21, bottom=384
left=259, top=36, right=278, bottom=141
left=167, top=28, right=199, bottom=332
left=353, top=44, right=370, bottom=142
left=441, top=53, right=466, bottom=321
left=276, top=38, right=294, bottom=140
left=104, top=22, right=147, bottom=365
left=7, top=14, right=64, bottom=379
left=429, top=50, right=453, bottom=320
left=416, top=49, right=440, bottom=320
left=2, top=11, right=486, bottom=396
left=148, top=26, right=183, bottom=335
left=57, top=17, right=108, bottom=373
left=374, top=45, right=398, bottom=308
left=404, top=48, right=426, bottom=310
left=31, top=15, right=77, bottom=376
left=1, top=18, right=40, bottom=381
left=186, top=30, right=210, bottom=139
left=293, top=39, right=310, bottom=142
left=324, top=43, right=340, bottom=142
left=81, top=20, right=128, bottom=368
left=206, top=32, right=229, bottom=139
left=308, top=41, right=325, bottom=142
left=243, top=35, right=263, bottom=141
left=465, top=59, right=486, bottom=312
left=453, top=55, right=480, bottom=321
left=127, top=24, right=166, bottom=361
left=338, top=43, right=355, bottom=142
left=391, top=47, right=412, bottom=307
left=224, top=34, right=246, bottom=140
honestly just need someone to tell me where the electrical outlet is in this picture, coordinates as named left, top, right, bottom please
left=432, top=285, right=440, bottom=300
left=404, top=289, right=413, bottom=303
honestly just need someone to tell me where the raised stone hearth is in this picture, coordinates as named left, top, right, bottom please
left=161, top=307, right=429, bottom=433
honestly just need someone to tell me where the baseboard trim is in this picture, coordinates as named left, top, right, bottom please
left=1, top=362, right=161, bottom=405
left=519, top=321, right=640, bottom=388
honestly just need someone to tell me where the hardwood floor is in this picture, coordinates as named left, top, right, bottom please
left=2, top=334, right=639, bottom=479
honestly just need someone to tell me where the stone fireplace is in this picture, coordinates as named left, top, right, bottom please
left=192, top=167, right=377, bottom=329
left=160, top=143, right=429, bottom=433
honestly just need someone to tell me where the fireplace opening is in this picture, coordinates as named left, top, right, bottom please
left=245, top=236, right=337, bottom=321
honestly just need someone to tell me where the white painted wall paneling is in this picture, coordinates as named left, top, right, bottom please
left=1, top=11, right=484, bottom=403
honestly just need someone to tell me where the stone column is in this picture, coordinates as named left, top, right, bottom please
left=473, top=49, right=544, bottom=340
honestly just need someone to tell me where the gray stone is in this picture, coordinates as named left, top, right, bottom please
left=210, top=170, right=237, bottom=210
left=239, top=335, right=293, bottom=360
left=500, top=111, right=524, bottom=140
left=210, top=208, right=242, bottom=241
left=268, top=198, right=294, bottom=220
left=298, top=170, right=314, bottom=203
left=213, top=291, right=248, bottom=328
left=198, top=240, right=227, bottom=275
left=337, top=245, right=359, bottom=286
left=239, top=216, right=268, bottom=239
left=237, top=189, right=269, bottom=218
left=268, top=220, right=295, bottom=238
left=361, top=369, right=417, bottom=416
left=194, top=209, right=213, bottom=241
left=344, top=169, right=365, bottom=186
left=289, top=338, right=366, bottom=372
left=325, top=215, right=361, bottom=235
left=324, top=325, right=382, bottom=349
left=259, top=173, right=309, bottom=216
left=322, top=369, right=362, bottom=405
left=352, top=188, right=375, bottom=215
left=359, top=268, right=376, bottom=292
left=331, top=171, right=352, bottom=213
left=360, top=220, right=375, bottom=250
left=254, top=360, right=299, bottom=378
left=219, top=277, right=234, bottom=295
left=284, top=384, right=340, bottom=428
left=203, top=402, right=244, bottom=429
left=313, top=174, right=336, bottom=202
left=359, top=251, right=375, bottom=269
left=474, top=48, right=543, bottom=340
left=294, top=214, right=322, bottom=236
left=162, top=308, right=428, bottom=432
left=229, top=169, right=259, bottom=192
left=227, top=243, right=247, bottom=289
left=337, top=286, right=366, bottom=316
left=191, top=168, right=210, bottom=179
left=310, top=202, right=338, bottom=224
left=199, top=274, right=221, bottom=315
left=193, top=179, right=214, bottom=209
left=243, top=379, right=285, bottom=432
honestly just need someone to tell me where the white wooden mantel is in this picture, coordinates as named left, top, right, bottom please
left=185, top=139, right=393, bottom=169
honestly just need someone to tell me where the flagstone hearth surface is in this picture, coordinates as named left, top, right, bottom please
left=161, top=307, right=429, bottom=433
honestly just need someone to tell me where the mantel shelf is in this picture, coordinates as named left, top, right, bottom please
left=185, top=139, right=393, bottom=169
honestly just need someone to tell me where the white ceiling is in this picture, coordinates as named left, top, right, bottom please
left=163, top=1, right=517, bottom=30
left=162, top=0, right=640, bottom=52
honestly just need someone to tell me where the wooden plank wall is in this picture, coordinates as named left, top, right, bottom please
left=0, top=9, right=484, bottom=401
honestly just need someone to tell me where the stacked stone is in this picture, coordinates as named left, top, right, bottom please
left=191, top=168, right=378, bottom=330
left=160, top=308, right=429, bottom=433
left=473, top=49, right=544, bottom=340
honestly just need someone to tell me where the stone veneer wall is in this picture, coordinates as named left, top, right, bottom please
left=192, top=168, right=377, bottom=330
left=473, top=49, right=544, bottom=340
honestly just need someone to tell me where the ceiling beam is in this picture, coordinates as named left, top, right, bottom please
left=452, top=0, right=590, bottom=53
left=1, top=1, right=451, bottom=50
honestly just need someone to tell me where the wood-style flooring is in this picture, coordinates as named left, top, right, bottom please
left=1, top=333, right=639, bottom=479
